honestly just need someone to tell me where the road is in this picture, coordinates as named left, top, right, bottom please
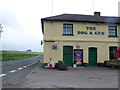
left=1, top=55, right=43, bottom=88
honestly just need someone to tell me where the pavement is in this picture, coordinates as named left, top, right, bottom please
left=16, top=62, right=119, bottom=88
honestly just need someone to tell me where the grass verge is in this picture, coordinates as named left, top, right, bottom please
left=0, top=50, right=43, bottom=61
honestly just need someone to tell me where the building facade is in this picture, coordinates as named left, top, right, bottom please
left=41, top=12, right=120, bottom=67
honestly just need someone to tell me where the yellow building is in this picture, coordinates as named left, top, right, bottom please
left=41, top=12, right=120, bottom=67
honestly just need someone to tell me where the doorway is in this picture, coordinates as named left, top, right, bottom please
left=88, top=47, right=97, bottom=66
left=63, top=46, right=73, bottom=66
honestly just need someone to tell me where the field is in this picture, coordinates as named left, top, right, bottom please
left=0, top=50, right=43, bottom=61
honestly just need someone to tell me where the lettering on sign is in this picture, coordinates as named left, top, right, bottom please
left=77, top=31, right=105, bottom=35
left=77, top=26, right=105, bottom=35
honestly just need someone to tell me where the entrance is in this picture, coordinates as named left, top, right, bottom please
left=63, top=46, right=73, bottom=66
left=88, top=47, right=97, bottom=66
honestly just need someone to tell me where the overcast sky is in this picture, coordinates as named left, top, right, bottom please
left=0, top=0, right=120, bottom=52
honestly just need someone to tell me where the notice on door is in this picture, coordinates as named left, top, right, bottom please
left=74, top=49, right=83, bottom=63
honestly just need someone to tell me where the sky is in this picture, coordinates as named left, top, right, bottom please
left=0, top=0, right=120, bottom=52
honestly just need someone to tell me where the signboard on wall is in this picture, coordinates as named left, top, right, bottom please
left=74, top=49, right=83, bottom=63
left=77, top=26, right=105, bottom=35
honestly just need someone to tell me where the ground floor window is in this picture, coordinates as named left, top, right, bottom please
left=109, top=46, right=117, bottom=60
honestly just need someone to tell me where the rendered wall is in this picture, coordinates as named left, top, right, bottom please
left=43, top=21, right=119, bottom=64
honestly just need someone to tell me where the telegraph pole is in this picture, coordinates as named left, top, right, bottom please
left=52, top=0, right=54, bottom=15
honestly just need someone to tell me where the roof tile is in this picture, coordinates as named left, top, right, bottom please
left=41, top=14, right=120, bottom=24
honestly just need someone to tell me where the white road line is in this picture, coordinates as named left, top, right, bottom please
left=24, top=66, right=27, bottom=68
left=18, top=67, right=22, bottom=70
left=0, top=74, right=7, bottom=77
left=10, top=70, right=16, bottom=73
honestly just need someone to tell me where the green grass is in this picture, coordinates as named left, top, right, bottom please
left=0, top=50, right=43, bottom=61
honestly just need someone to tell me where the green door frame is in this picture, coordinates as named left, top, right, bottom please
left=63, top=46, right=73, bottom=66
left=88, top=47, right=97, bottom=66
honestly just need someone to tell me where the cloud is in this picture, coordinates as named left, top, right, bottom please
left=0, top=0, right=119, bottom=52
left=0, top=4, right=24, bottom=32
left=0, top=0, right=43, bottom=52
left=1, top=27, right=42, bottom=52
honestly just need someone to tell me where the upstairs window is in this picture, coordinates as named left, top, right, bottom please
left=63, top=24, right=73, bottom=36
left=108, top=26, right=117, bottom=37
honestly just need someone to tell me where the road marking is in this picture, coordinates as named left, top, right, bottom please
left=24, top=66, right=27, bottom=68
left=33, top=62, right=36, bottom=64
left=10, top=70, right=16, bottom=73
left=18, top=67, right=22, bottom=70
left=0, top=74, right=7, bottom=77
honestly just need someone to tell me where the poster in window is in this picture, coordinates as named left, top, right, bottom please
left=74, top=49, right=83, bottom=63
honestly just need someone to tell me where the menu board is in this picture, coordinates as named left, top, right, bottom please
left=74, top=49, right=83, bottom=63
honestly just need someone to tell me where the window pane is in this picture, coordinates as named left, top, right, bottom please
left=108, top=26, right=117, bottom=36
left=109, top=26, right=116, bottom=29
left=63, top=24, right=73, bottom=35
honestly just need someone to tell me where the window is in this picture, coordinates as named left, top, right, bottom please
left=109, top=47, right=117, bottom=60
left=63, top=24, right=73, bottom=36
left=108, top=26, right=117, bottom=37
left=52, top=44, right=57, bottom=50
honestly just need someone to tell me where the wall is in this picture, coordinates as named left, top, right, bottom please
left=43, top=21, right=119, bottom=64
left=44, top=21, right=119, bottom=42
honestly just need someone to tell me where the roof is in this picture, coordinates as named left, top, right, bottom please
left=41, top=13, right=120, bottom=24
left=41, top=13, right=120, bottom=34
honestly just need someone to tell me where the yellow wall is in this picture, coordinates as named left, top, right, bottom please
left=43, top=21, right=120, bottom=63
left=44, top=21, right=119, bottom=41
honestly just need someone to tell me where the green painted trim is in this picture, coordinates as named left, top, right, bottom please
left=76, top=65, right=83, bottom=67
left=97, top=63, right=104, bottom=67
left=88, top=48, right=98, bottom=66
left=83, top=63, right=89, bottom=67
left=109, top=46, right=118, bottom=48
left=63, top=46, right=73, bottom=67
left=43, top=63, right=48, bottom=68
left=62, top=34, right=74, bottom=36
left=108, top=36, right=118, bottom=38
left=109, top=59, right=118, bottom=60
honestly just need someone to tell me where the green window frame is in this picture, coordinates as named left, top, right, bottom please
left=63, top=24, right=74, bottom=36
left=108, top=26, right=117, bottom=37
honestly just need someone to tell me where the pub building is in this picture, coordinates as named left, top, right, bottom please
left=41, top=12, right=120, bottom=67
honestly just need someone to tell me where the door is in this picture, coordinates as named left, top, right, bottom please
left=88, top=48, right=97, bottom=66
left=63, top=46, right=73, bottom=66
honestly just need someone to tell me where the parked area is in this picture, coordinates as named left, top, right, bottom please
left=9, top=62, right=119, bottom=88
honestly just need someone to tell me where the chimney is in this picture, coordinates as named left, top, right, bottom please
left=94, top=12, right=101, bottom=16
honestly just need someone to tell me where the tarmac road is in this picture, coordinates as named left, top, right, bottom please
left=2, top=55, right=43, bottom=74
left=1, top=55, right=43, bottom=88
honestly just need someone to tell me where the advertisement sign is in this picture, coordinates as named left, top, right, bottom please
left=74, top=49, right=83, bottom=63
